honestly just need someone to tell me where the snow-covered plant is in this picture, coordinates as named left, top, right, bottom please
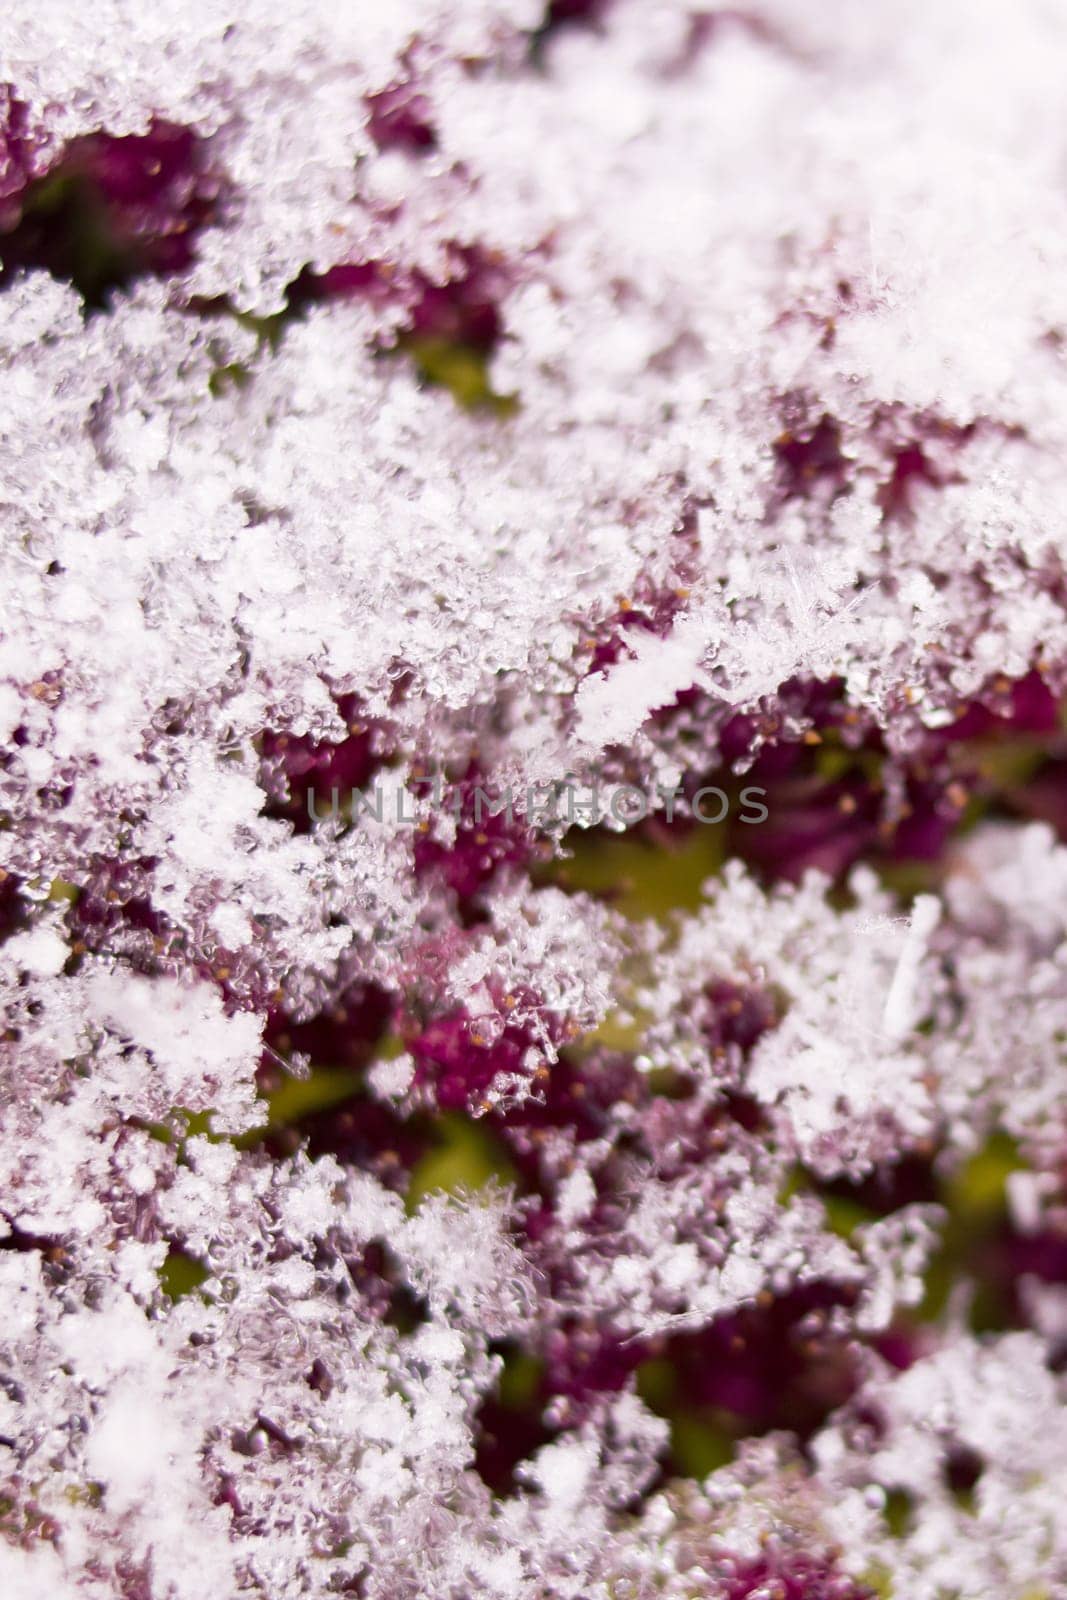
left=3, top=2, right=1067, bottom=1596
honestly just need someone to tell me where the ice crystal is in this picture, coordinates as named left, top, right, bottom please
left=4, top=1, right=1067, bottom=1596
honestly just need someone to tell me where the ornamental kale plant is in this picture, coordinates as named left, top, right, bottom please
left=4, top=3, right=1067, bottom=1597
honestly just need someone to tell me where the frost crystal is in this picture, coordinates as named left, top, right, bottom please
left=3, top=1, right=1067, bottom=1596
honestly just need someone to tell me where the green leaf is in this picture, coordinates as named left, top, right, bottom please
left=406, top=1112, right=517, bottom=1211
